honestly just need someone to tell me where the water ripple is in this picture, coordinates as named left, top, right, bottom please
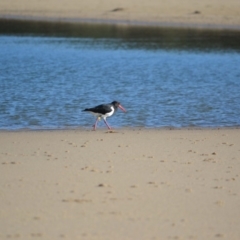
left=0, top=36, right=240, bottom=129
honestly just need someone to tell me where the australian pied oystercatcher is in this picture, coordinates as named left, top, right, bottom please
left=83, top=101, right=126, bottom=130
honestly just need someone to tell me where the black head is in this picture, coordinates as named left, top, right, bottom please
left=111, top=101, right=120, bottom=107
left=111, top=101, right=126, bottom=112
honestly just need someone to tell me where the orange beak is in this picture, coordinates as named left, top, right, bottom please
left=118, top=104, right=126, bottom=112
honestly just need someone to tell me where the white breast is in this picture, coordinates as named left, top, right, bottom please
left=105, top=106, right=114, bottom=118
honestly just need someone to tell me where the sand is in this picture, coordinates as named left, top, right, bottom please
left=1, top=1, right=240, bottom=239
left=0, top=0, right=240, bottom=30
left=0, top=128, right=240, bottom=239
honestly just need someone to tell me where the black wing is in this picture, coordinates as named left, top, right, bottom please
left=83, top=104, right=112, bottom=115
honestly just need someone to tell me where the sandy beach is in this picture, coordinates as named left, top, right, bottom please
left=0, top=128, right=240, bottom=239
left=0, top=0, right=240, bottom=30
left=1, top=0, right=240, bottom=239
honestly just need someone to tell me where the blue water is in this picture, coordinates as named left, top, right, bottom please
left=1, top=35, right=240, bottom=129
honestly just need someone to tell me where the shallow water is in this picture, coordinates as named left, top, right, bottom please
left=1, top=22, right=240, bottom=129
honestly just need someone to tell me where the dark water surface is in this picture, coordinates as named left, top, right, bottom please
left=1, top=20, right=240, bottom=129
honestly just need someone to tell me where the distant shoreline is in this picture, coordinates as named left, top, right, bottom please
left=1, top=0, right=240, bottom=32
left=1, top=14, right=240, bottom=31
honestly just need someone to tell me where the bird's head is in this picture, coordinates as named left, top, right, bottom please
left=112, top=101, right=126, bottom=112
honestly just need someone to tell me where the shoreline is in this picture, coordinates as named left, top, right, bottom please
left=1, top=14, right=240, bottom=31
left=1, top=126, right=240, bottom=133
left=1, top=0, right=240, bottom=31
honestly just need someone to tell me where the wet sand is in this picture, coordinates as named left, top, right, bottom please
left=0, top=0, right=240, bottom=29
left=1, top=128, right=240, bottom=239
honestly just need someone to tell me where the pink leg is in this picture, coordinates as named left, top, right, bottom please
left=103, top=119, right=111, bottom=130
left=93, top=118, right=98, bottom=130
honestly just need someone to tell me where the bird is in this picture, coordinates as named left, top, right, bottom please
left=83, top=101, right=126, bottom=130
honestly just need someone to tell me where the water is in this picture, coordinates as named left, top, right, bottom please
left=1, top=22, right=240, bottom=130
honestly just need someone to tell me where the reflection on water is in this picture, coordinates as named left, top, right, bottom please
left=1, top=19, right=240, bottom=51
left=0, top=19, right=240, bottom=129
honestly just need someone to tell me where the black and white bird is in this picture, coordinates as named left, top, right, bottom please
left=83, top=101, right=126, bottom=130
